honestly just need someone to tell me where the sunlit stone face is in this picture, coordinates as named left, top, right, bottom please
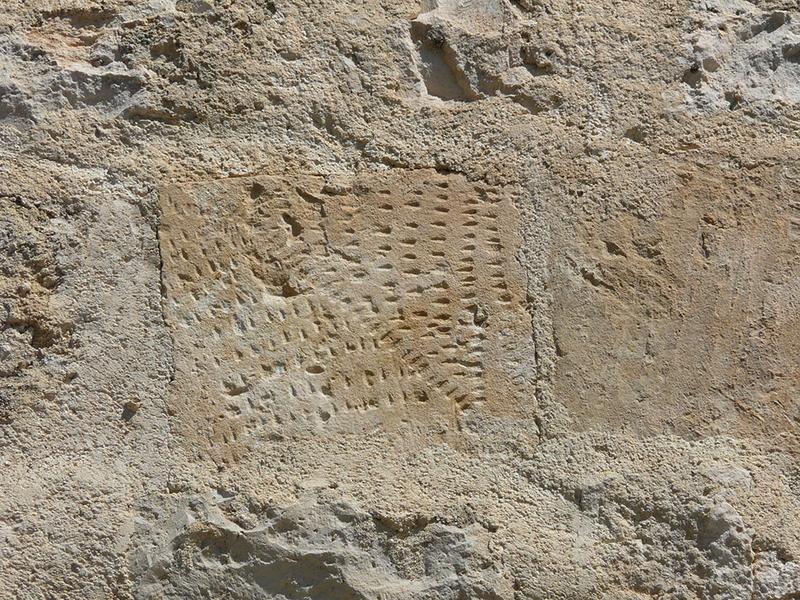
left=160, top=170, right=534, bottom=462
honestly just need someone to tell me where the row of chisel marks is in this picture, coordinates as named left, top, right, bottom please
left=160, top=174, right=527, bottom=451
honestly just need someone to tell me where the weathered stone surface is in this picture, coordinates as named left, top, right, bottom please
left=160, top=171, right=534, bottom=463
left=551, top=154, right=800, bottom=447
left=1, top=0, right=798, bottom=598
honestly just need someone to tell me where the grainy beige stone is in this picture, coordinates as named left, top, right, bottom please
left=160, top=171, right=535, bottom=463
left=0, top=0, right=798, bottom=598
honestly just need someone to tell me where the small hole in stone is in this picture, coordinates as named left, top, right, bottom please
left=250, top=182, right=265, bottom=199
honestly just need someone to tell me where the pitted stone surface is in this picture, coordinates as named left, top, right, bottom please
left=1, top=0, right=799, bottom=598
left=160, top=171, right=533, bottom=461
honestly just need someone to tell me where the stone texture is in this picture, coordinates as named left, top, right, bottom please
left=160, top=171, right=535, bottom=464
left=0, top=0, right=798, bottom=598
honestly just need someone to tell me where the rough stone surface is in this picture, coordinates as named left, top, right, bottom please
left=0, top=0, right=798, bottom=598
